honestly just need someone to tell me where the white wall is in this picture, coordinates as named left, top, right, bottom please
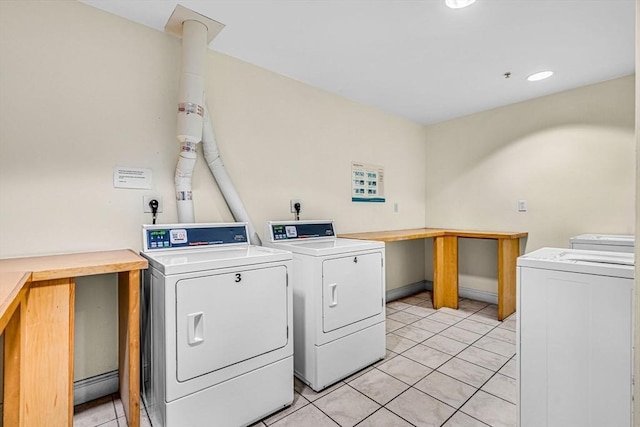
left=424, top=76, right=636, bottom=295
left=0, top=0, right=427, bottom=380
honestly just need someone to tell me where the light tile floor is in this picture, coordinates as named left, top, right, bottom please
left=74, top=292, right=517, bottom=427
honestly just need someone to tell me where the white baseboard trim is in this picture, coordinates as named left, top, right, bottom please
left=458, top=286, right=498, bottom=305
left=386, top=281, right=429, bottom=302
left=422, top=281, right=498, bottom=305
left=74, top=370, right=119, bottom=406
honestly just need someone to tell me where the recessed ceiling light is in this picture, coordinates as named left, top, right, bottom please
left=445, top=0, right=476, bottom=9
left=527, top=71, right=554, bottom=82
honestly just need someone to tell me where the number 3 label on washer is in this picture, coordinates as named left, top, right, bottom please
left=235, top=273, right=242, bottom=283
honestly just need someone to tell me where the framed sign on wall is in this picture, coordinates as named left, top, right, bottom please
left=352, top=162, right=385, bottom=203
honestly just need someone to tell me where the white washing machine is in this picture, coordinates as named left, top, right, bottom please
left=517, top=247, right=634, bottom=427
left=569, top=233, right=634, bottom=253
left=263, top=220, right=386, bottom=391
left=140, top=223, right=293, bottom=427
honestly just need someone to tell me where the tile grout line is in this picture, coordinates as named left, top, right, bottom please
left=352, top=406, right=417, bottom=427
left=428, top=313, right=515, bottom=426
left=315, top=296, right=509, bottom=426
left=388, top=330, right=512, bottom=381
left=384, top=298, right=518, bottom=426
left=277, top=295, right=513, bottom=427
left=437, top=312, right=517, bottom=423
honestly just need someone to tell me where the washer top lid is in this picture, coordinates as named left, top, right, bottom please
left=517, top=247, right=634, bottom=278
left=570, top=234, right=635, bottom=247
left=141, top=245, right=292, bottom=275
left=271, top=237, right=384, bottom=256
left=264, top=220, right=383, bottom=255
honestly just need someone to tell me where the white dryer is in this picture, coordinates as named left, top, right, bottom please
left=263, top=220, right=385, bottom=391
left=517, top=247, right=634, bottom=427
left=140, top=223, right=293, bottom=427
left=569, top=233, right=634, bottom=253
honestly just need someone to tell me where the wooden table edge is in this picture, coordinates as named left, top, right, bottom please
left=0, top=249, right=148, bottom=281
left=339, top=228, right=528, bottom=242
left=0, top=271, right=31, bottom=333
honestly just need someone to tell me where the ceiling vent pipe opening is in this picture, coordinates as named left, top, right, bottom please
left=166, top=5, right=262, bottom=245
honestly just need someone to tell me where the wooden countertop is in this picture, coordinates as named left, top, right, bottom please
left=0, top=249, right=148, bottom=281
left=0, top=249, right=148, bottom=427
left=339, top=228, right=528, bottom=242
left=339, top=228, right=447, bottom=242
left=443, top=229, right=528, bottom=239
left=0, top=271, right=31, bottom=332
left=0, top=249, right=147, bottom=331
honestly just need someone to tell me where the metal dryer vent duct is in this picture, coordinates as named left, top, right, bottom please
left=165, top=5, right=262, bottom=245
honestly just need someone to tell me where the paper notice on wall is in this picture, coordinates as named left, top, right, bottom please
left=352, top=162, right=385, bottom=203
left=113, top=166, right=153, bottom=189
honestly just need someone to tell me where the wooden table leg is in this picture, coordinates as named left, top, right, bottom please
left=20, top=279, right=75, bottom=426
left=4, top=300, right=25, bottom=426
left=119, top=270, right=140, bottom=427
left=497, top=238, right=519, bottom=321
left=433, top=235, right=459, bottom=309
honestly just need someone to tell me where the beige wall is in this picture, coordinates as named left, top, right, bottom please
left=1, top=0, right=635, bottom=398
left=0, top=0, right=427, bottom=380
left=425, top=76, right=636, bottom=295
left=634, top=1, right=639, bottom=424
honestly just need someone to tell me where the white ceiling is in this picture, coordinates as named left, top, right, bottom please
left=81, top=0, right=635, bottom=125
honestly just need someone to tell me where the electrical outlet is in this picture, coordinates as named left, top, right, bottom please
left=143, top=195, right=163, bottom=213
left=290, top=199, right=301, bottom=213
left=518, top=200, right=527, bottom=212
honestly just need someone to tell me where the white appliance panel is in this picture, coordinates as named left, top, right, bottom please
left=322, top=252, right=383, bottom=333
left=146, top=246, right=290, bottom=275
left=263, top=220, right=386, bottom=391
left=516, top=247, right=633, bottom=277
left=163, top=358, right=292, bottom=427
left=176, top=265, right=288, bottom=381
left=291, top=240, right=364, bottom=250
left=518, top=250, right=633, bottom=427
left=141, top=223, right=294, bottom=427
left=291, top=239, right=382, bottom=250
left=274, top=239, right=383, bottom=257
left=313, top=322, right=385, bottom=390
left=570, top=242, right=634, bottom=253
left=570, top=233, right=634, bottom=253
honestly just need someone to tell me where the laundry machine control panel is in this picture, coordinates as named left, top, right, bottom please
left=267, top=220, right=335, bottom=242
left=142, top=223, right=249, bottom=251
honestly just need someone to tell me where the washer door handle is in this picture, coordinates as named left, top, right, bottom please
left=187, top=312, right=205, bottom=346
left=328, top=283, right=338, bottom=307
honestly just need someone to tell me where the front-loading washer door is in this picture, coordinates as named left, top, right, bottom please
left=322, top=252, right=383, bottom=333
left=175, top=265, right=288, bottom=382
